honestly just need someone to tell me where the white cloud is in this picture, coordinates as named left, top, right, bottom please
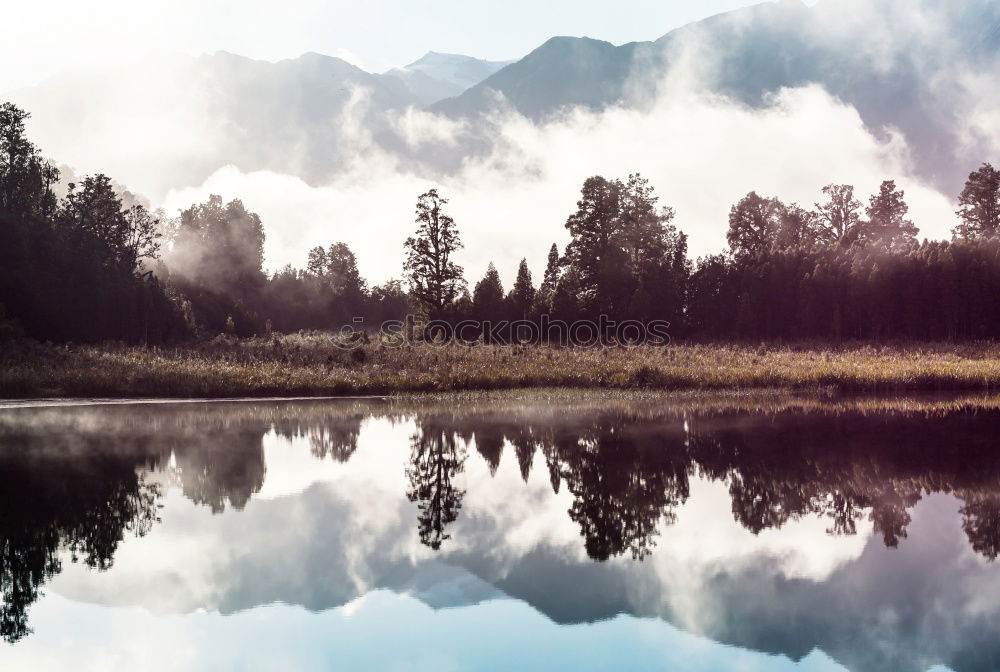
left=163, top=82, right=958, bottom=286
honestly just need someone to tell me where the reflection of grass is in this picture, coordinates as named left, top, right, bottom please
left=5, top=334, right=1000, bottom=399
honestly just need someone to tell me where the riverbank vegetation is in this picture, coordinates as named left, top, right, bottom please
left=5, top=337, right=1000, bottom=398
left=6, top=100, right=1000, bottom=348
left=7, top=99, right=1000, bottom=398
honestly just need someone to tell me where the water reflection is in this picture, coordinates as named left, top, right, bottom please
left=407, top=419, right=467, bottom=550
left=2, top=394, right=1000, bottom=670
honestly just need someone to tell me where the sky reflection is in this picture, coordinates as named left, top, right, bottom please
left=2, top=393, right=999, bottom=671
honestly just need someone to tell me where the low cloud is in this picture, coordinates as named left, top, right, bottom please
left=164, top=80, right=957, bottom=286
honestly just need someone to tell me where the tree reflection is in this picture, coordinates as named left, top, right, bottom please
left=870, top=492, right=918, bottom=548
left=402, top=403, right=1000, bottom=564
left=172, top=432, right=266, bottom=513
left=7, top=396, right=1000, bottom=646
left=0, top=401, right=373, bottom=642
left=548, top=423, right=690, bottom=561
left=960, top=493, right=1000, bottom=560
left=0, top=454, right=161, bottom=643
left=474, top=427, right=504, bottom=477
left=727, top=474, right=802, bottom=535
left=406, top=421, right=467, bottom=550
left=307, top=418, right=361, bottom=463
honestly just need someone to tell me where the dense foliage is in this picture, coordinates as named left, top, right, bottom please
left=4, top=98, right=1000, bottom=345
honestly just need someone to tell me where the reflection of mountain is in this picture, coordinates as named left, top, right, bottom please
left=5, top=395, right=1000, bottom=670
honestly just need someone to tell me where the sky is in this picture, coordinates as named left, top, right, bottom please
left=4, top=0, right=778, bottom=92
left=3, top=0, right=969, bottom=285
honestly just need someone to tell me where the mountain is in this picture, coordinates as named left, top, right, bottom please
left=383, top=52, right=512, bottom=106
left=7, top=50, right=426, bottom=199
left=7, top=0, right=1000, bottom=201
left=432, top=36, right=646, bottom=120
left=7, top=49, right=514, bottom=199
left=433, top=0, right=1000, bottom=194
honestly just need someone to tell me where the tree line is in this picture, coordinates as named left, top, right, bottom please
left=0, top=103, right=405, bottom=343
left=401, top=166, right=1000, bottom=342
left=4, top=99, right=1000, bottom=344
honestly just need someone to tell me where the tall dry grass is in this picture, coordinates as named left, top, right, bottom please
left=4, top=334, right=1000, bottom=398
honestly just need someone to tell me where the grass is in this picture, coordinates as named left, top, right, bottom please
left=5, top=333, right=1000, bottom=399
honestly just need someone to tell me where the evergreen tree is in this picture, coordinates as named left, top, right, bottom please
left=774, top=203, right=821, bottom=250
left=509, top=258, right=535, bottom=319
left=171, top=195, right=266, bottom=298
left=169, top=195, right=266, bottom=334
left=0, top=103, right=186, bottom=344
left=403, top=189, right=466, bottom=315
left=59, top=175, right=128, bottom=268
left=0, top=104, right=59, bottom=224
left=727, top=191, right=782, bottom=259
left=954, top=163, right=1000, bottom=239
left=861, top=180, right=918, bottom=250
left=327, top=242, right=365, bottom=298
left=563, top=176, right=630, bottom=316
left=473, top=262, right=506, bottom=327
left=121, top=204, right=162, bottom=277
left=620, top=172, right=676, bottom=269
left=306, top=246, right=328, bottom=277
left=814, top=184, right=862, bottom=245
left=551, top=267, right=582, bottom=325
left=535, top=243, right=561, bottom=315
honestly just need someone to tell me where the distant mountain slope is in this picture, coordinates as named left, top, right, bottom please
left=383, top=52, right=512, bottom=106
left=432, top=37, right=646, bottom=119
left=7, top=0, right=1000, bottom=200
left=431, top=0, right=1000, bottom=194
left=8, top=51, right=425, bottom=198
left=430, top=2, right=814, bottom=119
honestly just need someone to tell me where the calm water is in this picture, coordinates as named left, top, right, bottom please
left=1, top=394, right=999, bottom=671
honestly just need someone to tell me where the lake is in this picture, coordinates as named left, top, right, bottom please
left=1, top=393, right=999, bottom=671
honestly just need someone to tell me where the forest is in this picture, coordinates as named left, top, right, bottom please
left=4, top=100, right=1000, bottom=347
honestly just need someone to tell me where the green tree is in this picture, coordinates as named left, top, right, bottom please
left=954, top=163, right=1000, bottom=239
left=59, top=175, right=127, bottom=268
left=0, top=103, right=58, bottom=223
left=327, top=242, right=366, bottom=301
left=620, top=173, right=676, bottom=269
left=306, top=246, right=328, bottom=277
left=509, top=258, right=535, bottom=319
left=171, top=195, right=266, bottom=298
left=563, top=174, right=684, bottom=322
left=563, top=176, right=629, bottom=316
left=814, top=184, right=862, bottom=245
left=861, top=180, right=918, bottom=250
left=473, top=262, right=505, bottom=325
left=774, top=203, right=821, bottom=250
left=121, top=204, right=162, bottom=277
left=727, top=191, right=781, bottom=259
left=403, top=189, right=466, bottom=314
left=534, top=243, right=561, bottom=314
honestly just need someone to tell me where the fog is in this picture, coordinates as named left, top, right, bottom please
left=162, top=80, right=956, bottom=285
left=9, top=0, right=997, bottom=285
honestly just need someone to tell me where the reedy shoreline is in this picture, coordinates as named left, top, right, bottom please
left=5, top=334, right=1000, bottom=399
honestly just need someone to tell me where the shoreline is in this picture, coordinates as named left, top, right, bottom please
left=5, top=337, right=1000, bottom=401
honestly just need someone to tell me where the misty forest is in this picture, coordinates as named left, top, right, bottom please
left=10, top=2, right=1000, bottom=671
left=3, top=101, right=1000, bottom=347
